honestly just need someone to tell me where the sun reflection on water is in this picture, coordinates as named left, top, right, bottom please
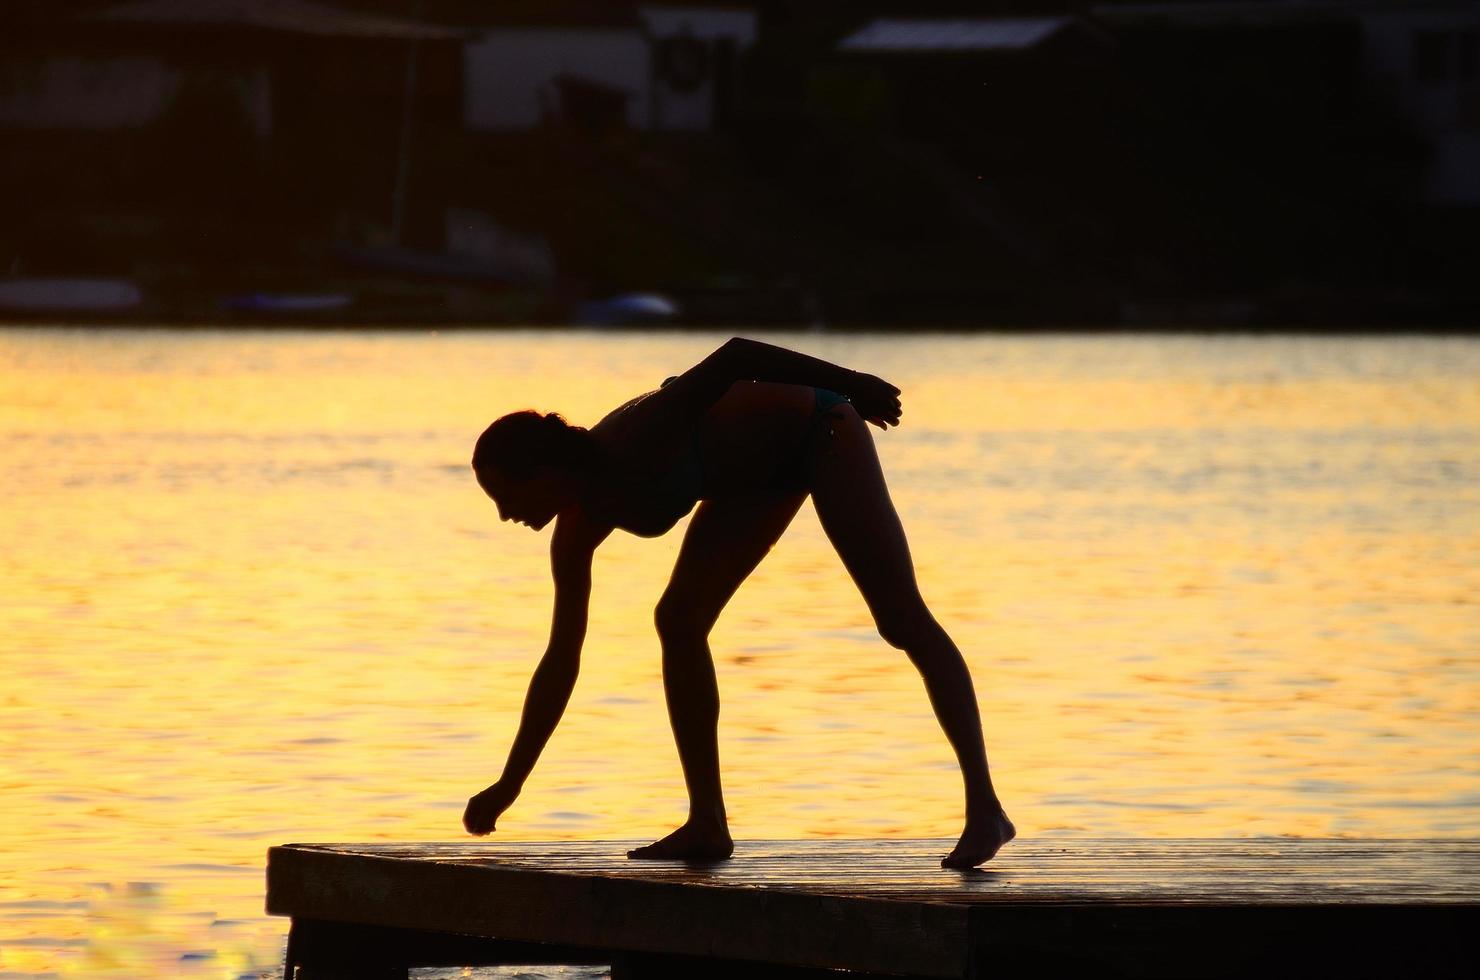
left=2, top=329, right=1478, bottom=976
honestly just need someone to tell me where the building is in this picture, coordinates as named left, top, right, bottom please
left=1353, top=1, right=1480, bottom=204
left=1093, top=1, right=1480, bottom=206
left=0, top=0, right=461, bottom=139
left=0, top=0, right=463, bottom=275
left=459, top=4, right=757, bottom=132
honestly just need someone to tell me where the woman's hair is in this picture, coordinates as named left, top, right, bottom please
left=471, top=410, right=599, bottom=486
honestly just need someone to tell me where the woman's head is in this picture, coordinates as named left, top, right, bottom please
left=471, top=411, right=595, bottom=530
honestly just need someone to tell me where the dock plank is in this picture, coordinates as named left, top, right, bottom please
left=267, top=838, right=1478, bottom=978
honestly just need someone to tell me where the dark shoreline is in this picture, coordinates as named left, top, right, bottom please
left=6, top=281, right=1476, bottom=334
left=4, top=319, right=1477, bottom=335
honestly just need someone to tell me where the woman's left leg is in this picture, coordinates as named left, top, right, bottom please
left=630, top=488, right=809, bottom=861
left=807, top=405, right=1014, bottom=868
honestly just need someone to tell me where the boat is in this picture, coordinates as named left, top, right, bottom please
left=221, top=292, right=354, bottom=314
left=0, top=278, right=143, bottom=314
left=575, top=292, right=681, bottom=326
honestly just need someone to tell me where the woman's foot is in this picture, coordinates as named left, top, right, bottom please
left=942, top=810, right=1016, bottom=869
left=627, top=821, right=734, bottom=861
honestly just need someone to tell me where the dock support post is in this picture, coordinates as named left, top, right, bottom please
left=612, top=950, right=901, bottom=978
left=294, top=967, right=407, bottom=980
left=281, top=916, right=611, bottom=978
left=282, top=919, right=409, bottom=980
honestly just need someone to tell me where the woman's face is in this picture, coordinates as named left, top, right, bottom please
left=477, top=464, right=569, bottom=531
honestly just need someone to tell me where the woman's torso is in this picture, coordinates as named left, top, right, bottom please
left=584, top=381, right=826, bottom=536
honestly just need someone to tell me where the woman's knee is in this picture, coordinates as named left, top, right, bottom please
left=874, top=600, right=943, bottom=653
left=654, top=592, right=712, bottom=645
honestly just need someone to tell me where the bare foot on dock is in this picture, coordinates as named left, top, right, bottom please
left=627, top=822, right=734, bottom=861
left=942, top=811, right=1016, bottom=869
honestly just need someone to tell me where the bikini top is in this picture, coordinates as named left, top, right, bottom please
left=588, top=378, right=705, bottom=538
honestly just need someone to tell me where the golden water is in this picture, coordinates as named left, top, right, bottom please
left=3, top=329, right=1478, bottom=977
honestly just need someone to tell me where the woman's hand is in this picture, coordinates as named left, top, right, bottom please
left=849, top=372, right=903, bottom=429
left=463, top=779, right=520, bottom=836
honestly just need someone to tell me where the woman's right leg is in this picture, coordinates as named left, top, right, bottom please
left=807, top=405, right=1014, bottom=867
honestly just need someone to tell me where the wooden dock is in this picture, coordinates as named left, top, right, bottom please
left=267, top=838, right=1478, bottom=979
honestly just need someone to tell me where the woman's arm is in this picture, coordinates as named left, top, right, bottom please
left=662, top=337, right=902, bottom=428
left=463, top=509, right=611, bottom=836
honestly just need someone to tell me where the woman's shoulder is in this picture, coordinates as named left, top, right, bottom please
left=592, top=390, right=658, bottom=432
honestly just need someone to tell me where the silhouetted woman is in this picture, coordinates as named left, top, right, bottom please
left=463, top=337, right=1015, bottom=868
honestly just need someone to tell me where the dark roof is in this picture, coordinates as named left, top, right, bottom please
left=839, top=17, right=1086, bottom=53
left=84, top=0, right=465, bottom=40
